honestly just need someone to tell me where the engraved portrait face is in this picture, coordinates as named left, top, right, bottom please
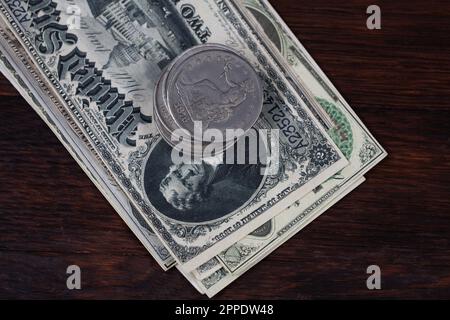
left=143, top=139, right=265, bottom=224
left=159, top=163, right=211, bottom=211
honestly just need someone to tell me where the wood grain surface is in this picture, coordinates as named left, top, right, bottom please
left=0, top=0, right=449, bottom=299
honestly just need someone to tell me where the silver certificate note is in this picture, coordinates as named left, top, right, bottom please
left=0, top=0, right=347, bottom=271
left=0, top=40, right=176, bottom=270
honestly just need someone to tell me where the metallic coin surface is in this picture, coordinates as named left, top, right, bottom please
left=155, top=67, right=181, bottom=136
left=155, top=67, right=233, bottom=156
left=165, top=45, right=263, bottom=140
left=157, top=63, right=231, bottom=142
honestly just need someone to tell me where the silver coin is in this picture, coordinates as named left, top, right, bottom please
left=156, top=44, right=247, bottom=140
left=157, top=47, right=214, bottom=142
left=156, top=61, right=233, bottom=147
left=154, top=67, right=183, bottom=137
left=165, top=45, right=263, bottom=140
left=162, top=43, right=233, bottom=84
left=153, top=44, right=251, bottom=155
left=155, top=68, right=234, bottom=156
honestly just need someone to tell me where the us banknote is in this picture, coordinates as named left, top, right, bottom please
left=0, top=6, right=250, bottom=279
left=0, top=0, right=386, bottom=295
left=184, top=0, right=387, bottom=294
left=0, top=34, right=361, bottom=292
left=0, top=30, right=223, bottom=278
left=198, top=176, right=366, bottom=296
left=192, top=257, right=223, bottom=280
left=0, top=0, right=349, bottom=271
left=0, top=34, right=358, bottom=286
left=0, top=45, right=176, bottom=270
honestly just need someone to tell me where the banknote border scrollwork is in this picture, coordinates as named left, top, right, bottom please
left=0, top=1, right=342, bottom=263
left=201, top=268, right=229, bottom=289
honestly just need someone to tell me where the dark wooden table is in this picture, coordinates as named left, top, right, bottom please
left=0, top=0, right=449, bottom=299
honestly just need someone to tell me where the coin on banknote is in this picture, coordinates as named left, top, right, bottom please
left=164, top=44, right=263, bottom=142
left=153, top=44, right=263, bottom=156
left=154, top=64, right=234, bottom=156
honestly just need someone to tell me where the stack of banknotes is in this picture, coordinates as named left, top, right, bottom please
left=0, top=0, right=386, bottom=297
